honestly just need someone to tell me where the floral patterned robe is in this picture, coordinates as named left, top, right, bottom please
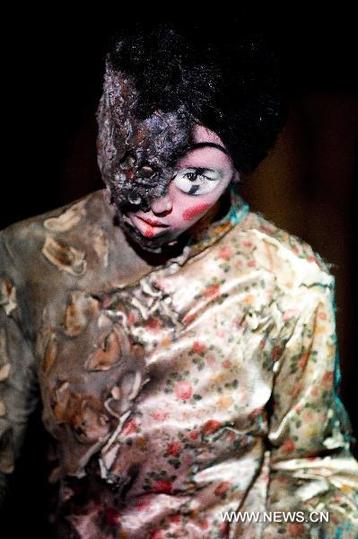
left=0, top=188, right=357, bottom=538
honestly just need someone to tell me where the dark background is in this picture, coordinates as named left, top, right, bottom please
left=1, top=7, right=357, bottom=536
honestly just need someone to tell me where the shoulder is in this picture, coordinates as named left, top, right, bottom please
left=1, top=191, right=106, bottom=260
left=0, top=191, right=128, bottom=337
left=230, top=208, right=335, bottom=292
left=0, top=190, right=119, bottom=278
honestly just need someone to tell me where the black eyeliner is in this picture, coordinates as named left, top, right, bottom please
left=188, top=167, right=222, bottom=179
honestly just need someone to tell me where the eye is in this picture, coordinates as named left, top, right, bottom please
left=173, top=168, right=221, bottom=196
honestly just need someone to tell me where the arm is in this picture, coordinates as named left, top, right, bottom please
left=264, top=274, right=358, bottom=538
left=0, top=234, right=38, bottom=506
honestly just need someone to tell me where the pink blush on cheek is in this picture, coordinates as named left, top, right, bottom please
left=182, top=203, right=210, bottom=221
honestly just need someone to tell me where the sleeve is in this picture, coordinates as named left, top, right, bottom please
left=264, top=274, right=358, bottom=538
left=0, top=234, right=39, bottom=507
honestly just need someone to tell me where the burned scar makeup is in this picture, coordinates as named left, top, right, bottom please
left=97, top=61, right=195, bottom=214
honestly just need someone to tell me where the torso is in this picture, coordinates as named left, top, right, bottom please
left=0, top=189, right=330, bottom=538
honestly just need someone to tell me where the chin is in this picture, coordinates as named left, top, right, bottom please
left=120, top=216, right=178, bottom=253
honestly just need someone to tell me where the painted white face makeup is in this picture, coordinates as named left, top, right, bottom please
left=126, top=125, right=239, bottom=246
left=173, top=168, right=222, bottom=196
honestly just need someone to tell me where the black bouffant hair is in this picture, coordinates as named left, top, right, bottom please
left=106, top=22, right=287, bottom=174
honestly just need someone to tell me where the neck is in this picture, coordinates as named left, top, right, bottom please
left=188, top=187, right=231, bottom=240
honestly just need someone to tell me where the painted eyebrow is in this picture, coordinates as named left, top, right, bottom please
left=189, top=142, right=230, bottom=155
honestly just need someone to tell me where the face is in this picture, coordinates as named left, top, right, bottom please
left=96, top=68, right=237, bottom=252
left=123, top=125, right=238, bottom=251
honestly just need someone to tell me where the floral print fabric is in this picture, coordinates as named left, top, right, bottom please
left=0, top=187, right=357, bottom=538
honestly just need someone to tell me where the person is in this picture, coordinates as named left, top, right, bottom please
left=0, top=23, right=357, bottom=538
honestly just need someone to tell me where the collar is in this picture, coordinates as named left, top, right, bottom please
left=159, top=184, right=250, bottom=270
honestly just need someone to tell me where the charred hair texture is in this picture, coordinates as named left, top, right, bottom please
left=106, top=23, right=287, bottom=174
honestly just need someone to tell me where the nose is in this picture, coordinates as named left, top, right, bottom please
left=150, top=195, right=173, bottom=216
